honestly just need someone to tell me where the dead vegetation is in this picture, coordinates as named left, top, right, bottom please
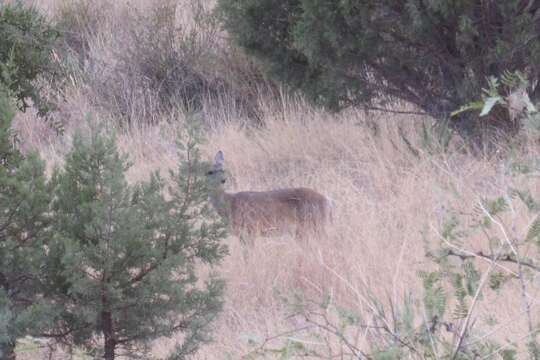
left=11, top=0, right=540, bottom=358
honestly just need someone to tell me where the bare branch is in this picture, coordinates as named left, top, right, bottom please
left=446, top=249, right=540, bottom=273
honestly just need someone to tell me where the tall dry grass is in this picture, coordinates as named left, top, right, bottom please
left=12, top=0, right=540, bottom=358
left=16, top=98, right=540, bottom=358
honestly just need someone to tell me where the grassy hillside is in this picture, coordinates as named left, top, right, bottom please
left=12, top=0, right=540, bottom=358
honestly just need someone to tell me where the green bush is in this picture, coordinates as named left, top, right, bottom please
left=453, top=71, right=540, bottom=142
left=218, top=0, right=540, bottom=131
left=0, top=83, right=53, bottom=359
left=1, top=88, right=228, bottom=358
left=44, top=124, right=228, bottom=359
left=0, top=2, right=60, bottom=115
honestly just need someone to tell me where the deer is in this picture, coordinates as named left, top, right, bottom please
left=205, top=150, right=332, bottom=244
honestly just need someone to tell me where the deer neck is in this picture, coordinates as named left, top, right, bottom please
left=209, top=187, right=232, bottom=220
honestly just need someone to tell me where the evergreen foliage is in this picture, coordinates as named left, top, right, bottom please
left=0, top=82, right=52, bottom=359
left=0, top=2, right=60, bottom=115
left=46, top=125, right=227, bottom=359
left=218, top=0, right=540, bottom=130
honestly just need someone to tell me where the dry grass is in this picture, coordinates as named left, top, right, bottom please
left=15, top=96, right=540, bottom=358
left=11, top=0, right=540, bottom=358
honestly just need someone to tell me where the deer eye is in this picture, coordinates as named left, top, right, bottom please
left=206, top=170, right=215, bottom=176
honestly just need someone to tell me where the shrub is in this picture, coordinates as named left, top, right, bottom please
left=120, top=2, right=213, bottom=116
left=453, top=71, right=540, bottom=142
left=0, top=83, right=52, bottom=359
left=218, top=0, right=540, bottom=131
left=55, top=0, right=272, bottom=126
left=54, top=0, right=104, bottom=57
left=45, top=124, right=228, bottom=359
left=57, top=1, right=222, bottom=125
left=0, top=2, right=60, bottom=116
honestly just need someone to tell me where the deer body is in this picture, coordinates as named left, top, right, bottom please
left=207, top=151, right=332, bottom=241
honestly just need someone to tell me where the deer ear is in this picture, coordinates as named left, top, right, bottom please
left=214, top=150, right=224, bottom=166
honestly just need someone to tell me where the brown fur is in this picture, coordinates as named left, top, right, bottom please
left=207, top=152, right=332, bottom=241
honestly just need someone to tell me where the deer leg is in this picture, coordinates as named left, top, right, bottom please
left=237, top=230, right=255, bottom=261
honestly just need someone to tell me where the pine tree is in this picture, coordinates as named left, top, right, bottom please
left=47, top=125, right=227, bottom=359
left=0, top=82, right=51, bottom=358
